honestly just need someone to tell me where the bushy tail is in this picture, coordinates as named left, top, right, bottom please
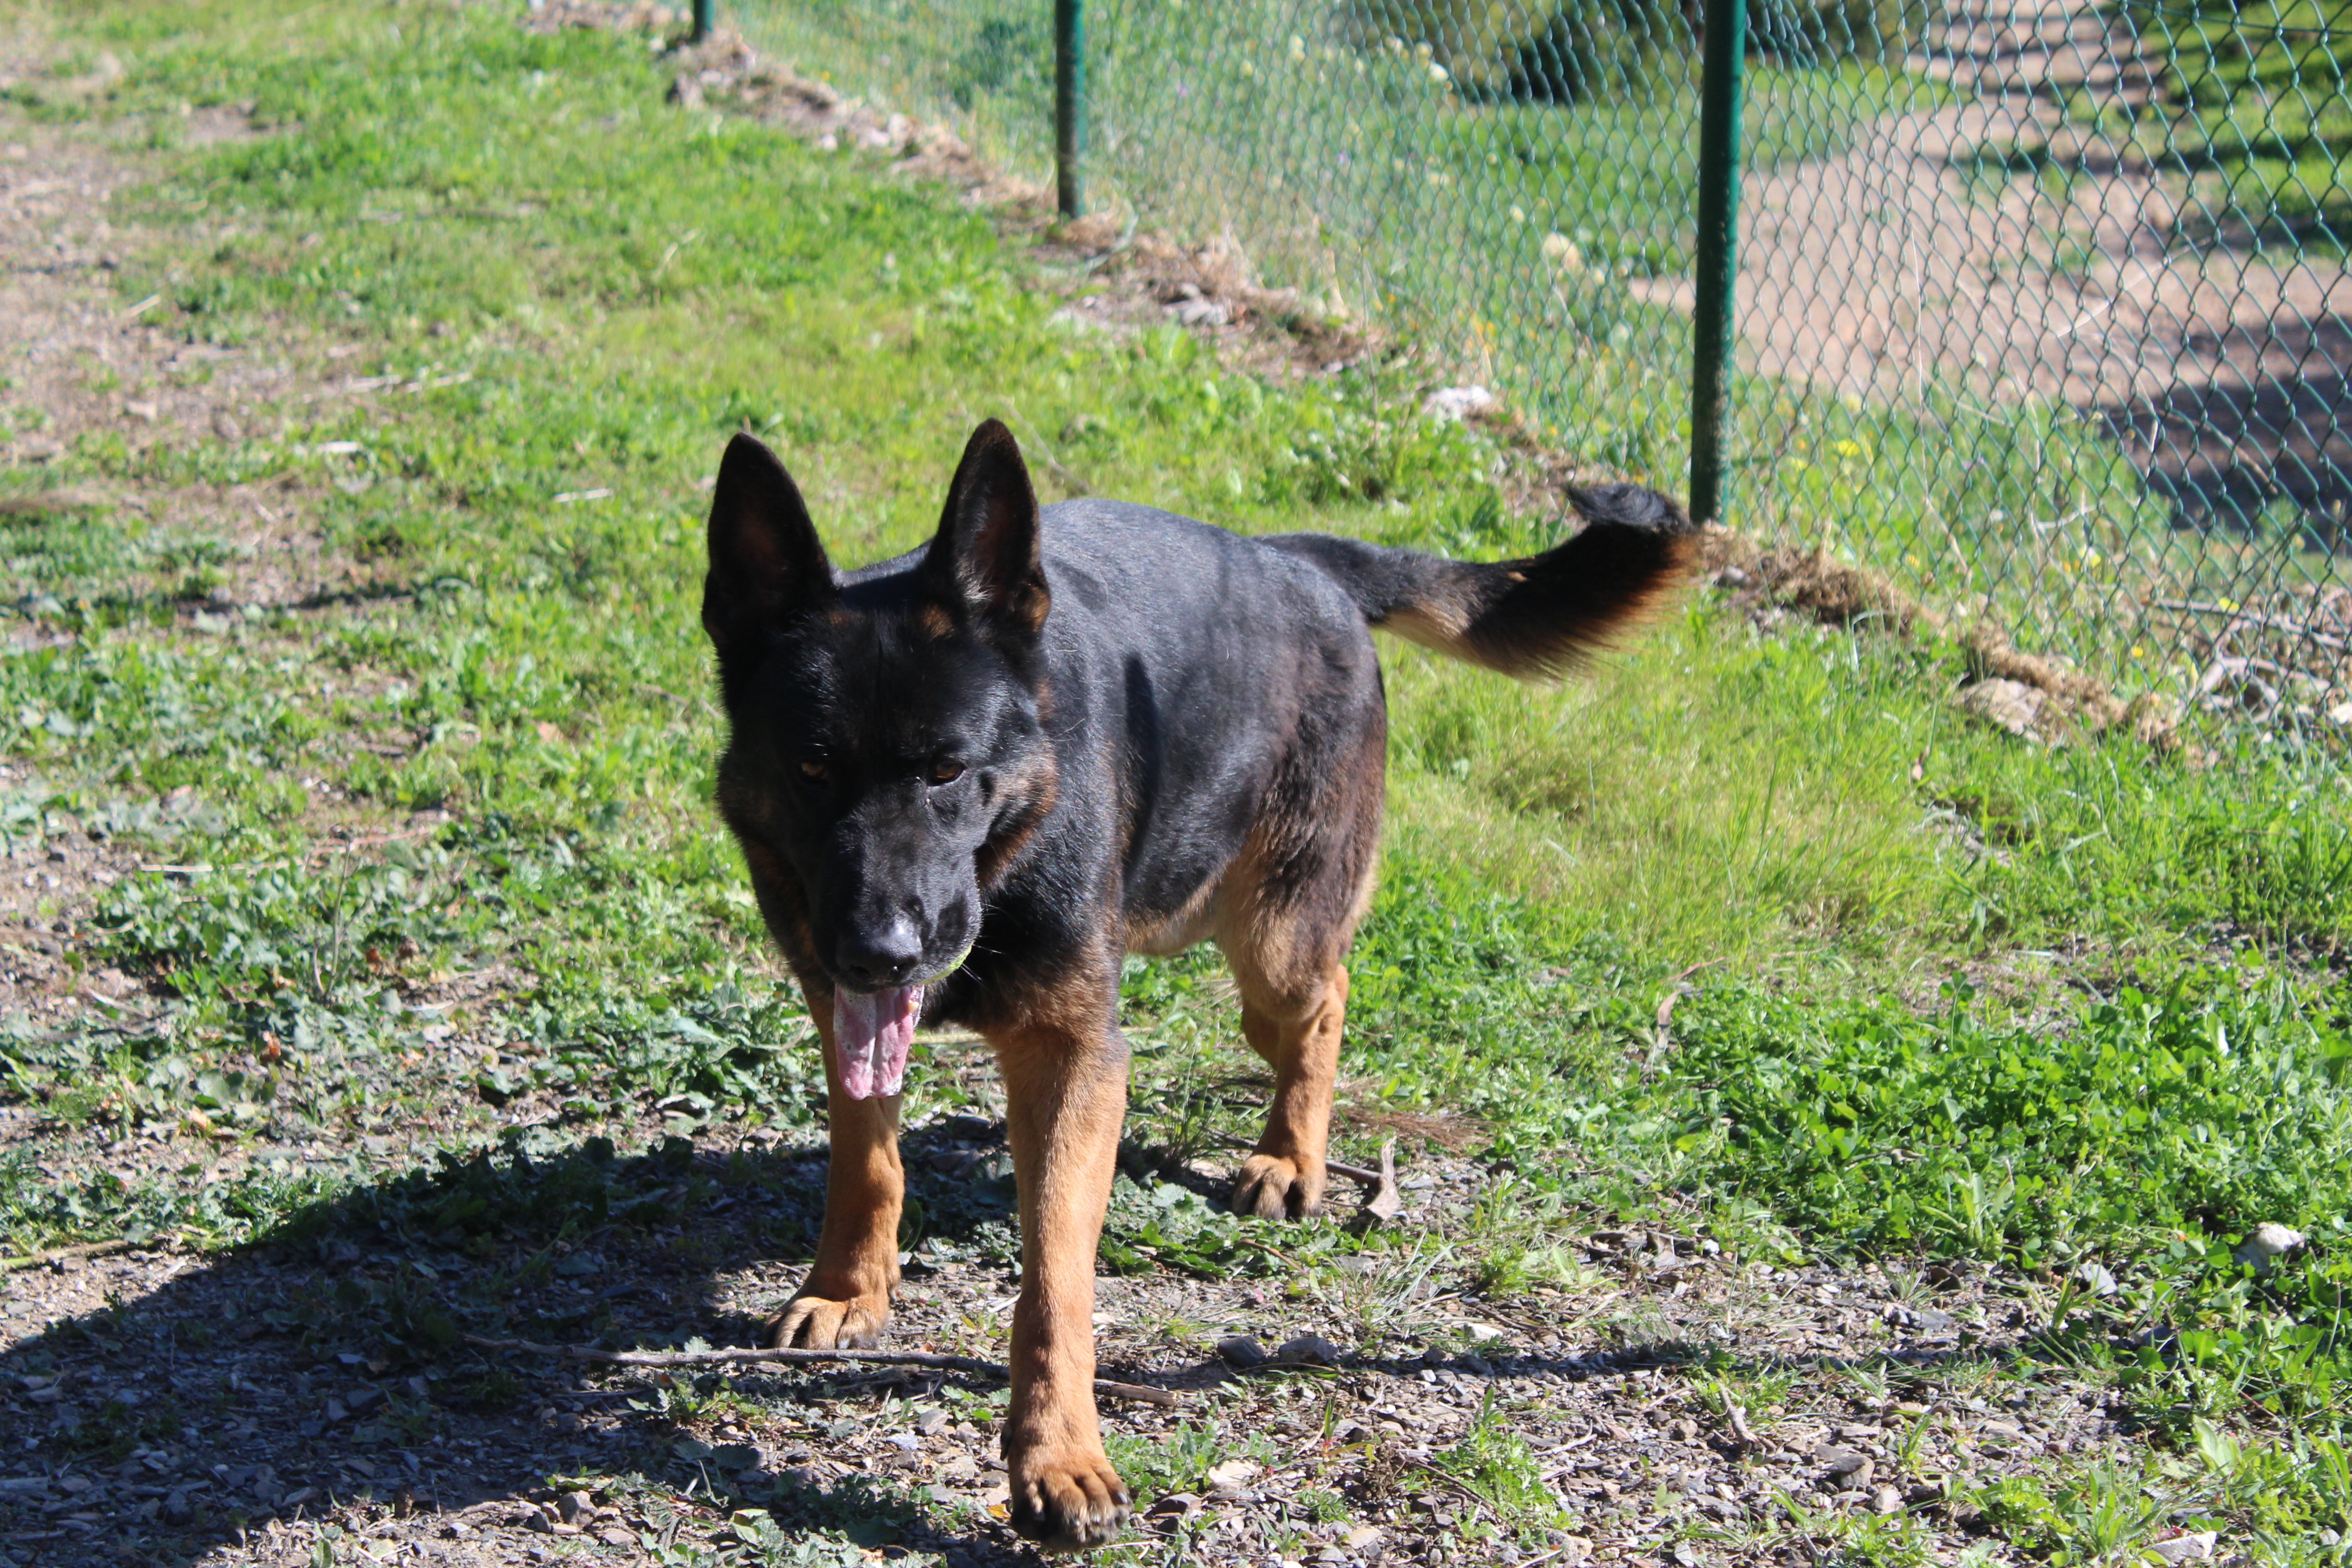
left=1263, top=484, right=1697, bottom=678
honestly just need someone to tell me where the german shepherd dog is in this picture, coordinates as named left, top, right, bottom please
left=703, top=419, right=1691, bottom=1551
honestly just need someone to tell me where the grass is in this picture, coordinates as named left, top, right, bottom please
left=4, top=0, right=2352, bottom=1561
left=731, top=0, right=1964, bottom=497
left=2105, top=0, right=2352, bottom=252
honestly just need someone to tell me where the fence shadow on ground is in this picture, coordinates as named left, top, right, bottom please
left=2100, top=313, right=2352, bottom=547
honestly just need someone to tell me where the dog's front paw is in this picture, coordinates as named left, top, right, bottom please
left=766, top=1289, right=892, bottom=1351
left=1009, top=1445, right=1130, bottom=1552
left=1230, top=1152, right=1325, bottom=1220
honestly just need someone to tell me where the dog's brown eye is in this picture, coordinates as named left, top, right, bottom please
left=930, top=761, right=966, bottom=785
left=799, top=760, right=825, bottom=781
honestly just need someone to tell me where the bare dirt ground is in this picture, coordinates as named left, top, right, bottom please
left=0, top=18, right=2164, bottom=1568
left=0, top=1127, right=2144, bottom=1568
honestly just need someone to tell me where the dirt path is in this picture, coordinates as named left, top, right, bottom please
left=1642, top=0, right=2352, bottom=531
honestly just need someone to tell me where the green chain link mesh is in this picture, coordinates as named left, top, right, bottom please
left=730, top=0, right=2352, bottom=705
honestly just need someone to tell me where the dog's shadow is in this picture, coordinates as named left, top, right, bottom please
left=0, top=1120, right=1078, bottom=1567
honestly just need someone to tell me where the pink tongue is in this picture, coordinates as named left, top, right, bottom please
left=833, top=984, right=921, bottom=1099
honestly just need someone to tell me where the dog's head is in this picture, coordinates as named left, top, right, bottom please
left=703, top=419, right=1056, bottom=1097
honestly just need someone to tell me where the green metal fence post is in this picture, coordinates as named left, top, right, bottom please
left=1055, top=0, right=1086, bottom=218
left=1688, top=0, right=1745, bottom=524
left=691, top=0, right=713, bottom=44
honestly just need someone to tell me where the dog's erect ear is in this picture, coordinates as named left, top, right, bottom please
left=703, top=432, right=837, bottom=652
left=918, top=419, right=1049, bottom=636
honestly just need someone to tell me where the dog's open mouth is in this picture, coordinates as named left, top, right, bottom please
left=834, top=985, right=921, bottom=1100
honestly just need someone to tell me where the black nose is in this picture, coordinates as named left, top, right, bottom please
left=838, top=920, right=921, bottom=990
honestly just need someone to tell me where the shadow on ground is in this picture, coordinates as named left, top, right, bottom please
left=2101, top=314, right=2352, bottom=544
left=0, top=1117, right=2062, bottom=1568
left=0, top=1122, right=1056, bottom=1566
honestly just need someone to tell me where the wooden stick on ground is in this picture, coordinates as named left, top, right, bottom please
left=460, top=1333, right=1180, bottom=1408
left=0, top=1236, right=149, bottom=1274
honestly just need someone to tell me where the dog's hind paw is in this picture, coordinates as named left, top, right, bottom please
left=1009, top=1447, right=1130, bottom=1552
left=765, top=1291, right=892, bottom=1351
left=1229, top=1152, right=1325, bottom=1221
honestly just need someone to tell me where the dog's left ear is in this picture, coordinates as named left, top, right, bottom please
left=919, top=419, right=1049, bottom=637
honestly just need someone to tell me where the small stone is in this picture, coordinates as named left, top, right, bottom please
left=556, top=1491, right=593, bottom=1524
left=1551, top=1539, right=1593, bottom=1566
left=2072, top=1260, right=2118, bottom=1296
left=160, top=1492, right=191, bottom=1525
left=2234, top=1224, right=2307, bottom=1274
left=123, top=400, right=158, bottom=424
left=1816, top=1449, right=1872, bottom=1492
left=1205, top=1459, right=1260, bottom=1490
left=1345, top=1524, right=1385, bottom=1550
left=2147, top=1532, right=2217, bottom=1564
left=1870, top=1484, right=1903, bottom=1515
left=1172, top=297, right=1229, bottom=328
left=211, top=411, right=243, bottom=441
left=1421, top=385, right=1497, bottom=422
left=1464, top=1323, right=1504, bottom=1343
left=1216, top=1334, right=1268, bottom=1368
left=916, top=1407, right=949, bottom=1435
left=1273, top=1333, right=1341, bottom=1367
left=1957, top=677, right=2049, bottom=741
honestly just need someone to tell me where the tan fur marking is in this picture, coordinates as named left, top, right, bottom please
left=984, top=957, right=1132, bottom=1548
left=1229, top=965, right=1349, bottom=1219
left=766, top=987, right=905, bottom=1352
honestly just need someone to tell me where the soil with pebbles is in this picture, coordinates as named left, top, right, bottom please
left=0, top=1112, right=2144, bottom=1568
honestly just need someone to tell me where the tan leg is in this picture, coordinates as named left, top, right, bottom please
left=1229, top=965, right=1348, bottom=1220
left=767, top=988, right=902, bottom=1350
left=992, top=996, right=1132, bottom=1552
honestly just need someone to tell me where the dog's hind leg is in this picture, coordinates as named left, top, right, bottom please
left=767, top=986, right=902, bottom=1351
left=1229, top=967, right=1351, bottom=1220
left=1218, top=718, right=1384, bottom=1222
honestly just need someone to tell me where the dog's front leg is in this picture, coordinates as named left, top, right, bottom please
left=995, top=1001, right=1132, bottom=1552
left=768, top=987, right=902, bottom=1350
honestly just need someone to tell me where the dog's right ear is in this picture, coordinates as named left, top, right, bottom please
left=703, top=433, right=838, bottom=654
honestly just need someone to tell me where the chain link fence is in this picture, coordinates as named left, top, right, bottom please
left=728, top=0, right=2351, bottom=708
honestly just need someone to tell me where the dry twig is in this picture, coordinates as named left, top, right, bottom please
left=0, top=1236, right=148, bottom=1273
left=461, top=1334, right=1179, bottom=1407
